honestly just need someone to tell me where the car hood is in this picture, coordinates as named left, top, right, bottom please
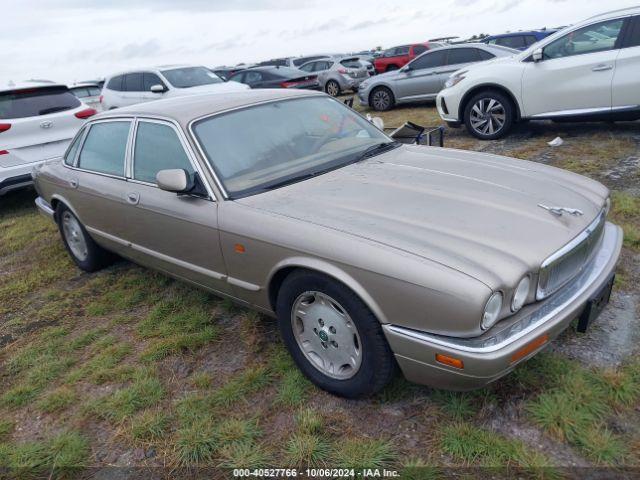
left=237, top=146, right=608, bottom=288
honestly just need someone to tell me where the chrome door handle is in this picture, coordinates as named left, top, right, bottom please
left=69, top=179, right=78, bottom=188
left=592, top=64, right=613, bottom=72
left=126, top=192, right=139, bottom=205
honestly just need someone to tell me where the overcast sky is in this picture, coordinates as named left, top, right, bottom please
left=2, top=0, right=637, bottom=85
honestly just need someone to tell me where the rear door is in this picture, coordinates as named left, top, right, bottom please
left=521, top=16, right=627, bottom=117
left=393, top=49, right=447, bottom=100
left=0, top=86, right=87, bottom=168
left=612, top=15, right=640, bottom=111
left=123, top=118, right=230, bottom=292
left=66, top=119, right=133, bottom=254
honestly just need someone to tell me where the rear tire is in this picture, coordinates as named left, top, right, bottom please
left=56, top=204, right=114, bottom=272
left=325, top=80, right=341, bottom=97
left=276, top=270, right=396, bottom=398
left=463, top=90, right=514, bottom=140
left=369, top=86, right=394, bottom=111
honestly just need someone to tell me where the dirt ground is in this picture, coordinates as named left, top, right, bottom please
left=0, top=99, right=639, bottom=478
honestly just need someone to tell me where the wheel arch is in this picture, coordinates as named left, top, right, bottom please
left=267, top=257, right=389, bottom=325
left=49, top=194, right=81, bottom=223
left=368, top=84, right=395, bottom=108
left=458, top=83, right=521, bottom=122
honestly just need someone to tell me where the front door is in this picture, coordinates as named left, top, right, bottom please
left=612, top=15, right=640, bottom=110
left=394, top=49, right=447, bottom=101
left=521, top=17, right=626, bottom=117
left=122, top=118, right=230, bottom=293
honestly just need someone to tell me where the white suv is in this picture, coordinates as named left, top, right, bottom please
left=437, top=7, right=640, bottom=139
left=100, top=65, right=249, bottom=110
left=0, top=82, right=96, bottom=196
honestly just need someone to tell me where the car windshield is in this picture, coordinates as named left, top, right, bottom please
left=160, top=67, right=223, bottom=88
left=192, top=96, right=394, bottom=198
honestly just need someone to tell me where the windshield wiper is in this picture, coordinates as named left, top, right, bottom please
left=354, top=141, right=400, bottom=162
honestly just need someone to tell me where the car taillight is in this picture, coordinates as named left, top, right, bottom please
left=338, top=68, right=348, bottom=74
left=75, top=108, right=97, bottom=119
left=0, top=123, right=11, bottom=133
left=280, top=81, right=298, bottom=88
left=99, top=95, right=103, bottom=103
left=0, top=150, right=8, bottom=155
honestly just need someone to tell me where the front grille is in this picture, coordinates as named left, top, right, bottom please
left=537, top=211, right=606, bottom=300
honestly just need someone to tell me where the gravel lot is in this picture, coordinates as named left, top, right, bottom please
left=0, top=99, right=638, bottom=477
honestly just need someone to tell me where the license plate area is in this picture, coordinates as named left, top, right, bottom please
left=576, top=274, right=614, bottom=333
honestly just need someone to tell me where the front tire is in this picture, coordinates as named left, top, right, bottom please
left=56, top=205, right=114, bottom=272
left=276, top=270, right=395, bottom=398
left=463, top=90, right=514, bottom=140
left=369, top=86, right=394, bottom=111
left=325, top=80, right=341, bottom=97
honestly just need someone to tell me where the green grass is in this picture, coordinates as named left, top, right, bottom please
left=334, top=438, right=396, bottom=470
left=87, top=369, right=165, bottom=423
left=175, top=420, right=218, bottom=465
left=209, top=366, right=271, bottom=408
left=431, top=391, right=482, bottom=421
left=285, top=433, right=330, bottom=467
left=441, top=423, right=549, bottom=469
left=130, top=410, right=170, bottom=441
left=37, top=386, right=76, bottom=413
left=0, top=430, right=89, bottom=472
left=217, top=441, right=269, bottom=468
left=295, top=408, right=323, bottom=435
left=215, top=418, right=261, bottom=445
left=0, top=420, right=14, bottom=440
left=275, top=368, right=313, bottom=406
left=191, top=372, right=213, bottom=389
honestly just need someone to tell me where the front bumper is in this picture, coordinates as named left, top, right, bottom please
left=35, top=196, right=55, bottom=219
left=383, top=222, right=623, bottom=390
left=436, top=89, right=462, bottom=123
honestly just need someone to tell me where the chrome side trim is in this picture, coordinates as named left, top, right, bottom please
left=386, top=222, right=621, bottom=354
left=529, top=105, right=639, bottom=119
left=227, top=277, right=261, bottom=292
left=86, top=226, right=226, bottom=281
left=35, top=196, right=55, bottom=219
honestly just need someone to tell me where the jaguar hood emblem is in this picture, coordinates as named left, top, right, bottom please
left=538, top=204, right=584, bottom=217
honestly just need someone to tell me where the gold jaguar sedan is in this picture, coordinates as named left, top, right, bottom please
left=32, top=89, right=622, bottom=398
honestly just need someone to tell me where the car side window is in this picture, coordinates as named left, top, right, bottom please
left=496, top=36, right=526, bottom=49
left=397, top=46, right=410, bottom=55
left=229, top=72, right=245, bottom=83
left=64, top=129, right=85, bottom=166
left=543, top=18, right=624, bottom=59
left=409, top=50, right=447, bottom=70
left=124, top=73, right=143, bottom=92
left=623, top=16, right=640, bottom=48
left=78, top=121, right=131, bottom=176
left=133, top=122, right=194, bottom=184
left=524, top=35, right=539, bottom=46
left=478, top=49, right=496, bottom=60
left=299, top=62, right=315, bottom=72
left=107, top=75, right=124, bottom=91
left=413, top=45, right=427, bottom=55
left=244, top=71, right=262, bottom=84
left=88, top=87, right=101, bottom=96
left=143, top=73, right=166, bottom=91
left=447, top=48, right=481, bottom=65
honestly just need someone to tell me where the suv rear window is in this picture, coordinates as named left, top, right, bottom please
left=0, top=86, right=81, bottom=120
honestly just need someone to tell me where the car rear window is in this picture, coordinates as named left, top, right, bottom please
left=0, top=86, right=81, bottom=120
left=340, top=58, right=361, bottom=68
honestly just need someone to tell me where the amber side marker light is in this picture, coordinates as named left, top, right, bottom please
left=234, top=243, right=246, bottom=253
left=511, top=334, right=549, bottom=364
left=435, top=353, right=464, bottom=369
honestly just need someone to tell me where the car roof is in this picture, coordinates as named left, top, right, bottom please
left=93, top=89, right=324, bottom=126
left=105, top=65, right=201, bottom=78
left=586, top=6, right=640, bottom=22
left=0, top=81, right=68, bottom=93
left=70, top=83, right=100, bottom=89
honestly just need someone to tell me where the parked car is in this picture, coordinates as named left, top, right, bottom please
left=482, top=29, right=558, bottom=50
left=100, top=65, right=248, bottom=110
left=298, top=57, right=369, bottom=96
left=228, top=66, right=320, bottom=90
left=0, top=82, right=95, bottom=196
left=33, top=89, right=621, bottom=398
left=211, top=66, right=246, bottom=81
left=437, top=7, right=640, bottom=139
left=373, top=42, right=444, bottom=73
left=351, top=56, right=376, bottom=76
left=359, top=44, right=515, bottom=111
left=69, top=83, right=103, bottom=111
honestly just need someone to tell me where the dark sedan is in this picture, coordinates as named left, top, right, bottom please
left=228, top=66, right=320, bottom=90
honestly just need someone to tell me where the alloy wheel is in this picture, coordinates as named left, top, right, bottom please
left=62, top=211, right=88, bottom=261
left=291, top=291, right=362, bottom=380
left=326, top=81, right=340, bottom=97
left=371, top=89, right=391, bottom=111
left=469, top=97, right=506, bottom=136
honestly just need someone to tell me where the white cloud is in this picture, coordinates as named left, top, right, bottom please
left=1, top=0, right=637, bottom=85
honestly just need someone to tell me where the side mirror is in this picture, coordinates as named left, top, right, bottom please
left=157, top=169, right=191, bottom=193
left=532, top=48, right=543, bottom=62
left=401, top=64, right=411, bottom=72
left=372, top=117, right=385, bottom=130
left=150, top=84, right=165, bottom=93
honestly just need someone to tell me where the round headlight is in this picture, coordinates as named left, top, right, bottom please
left=482, top=292, right=503, bottom=330
left=511, top=276, right=530, bottom=312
